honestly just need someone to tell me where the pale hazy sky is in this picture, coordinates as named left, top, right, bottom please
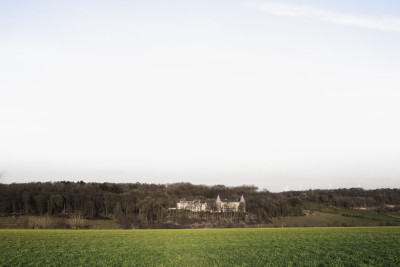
left=1, top=0, right=400, bottom=191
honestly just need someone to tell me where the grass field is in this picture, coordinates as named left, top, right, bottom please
left=319, top=207, right=400, bottom=224
left=1, top=227, right=400, bottom=266
left=383, top=211, right=400, bottom=219
left=269, top=211, right=387, bottom=227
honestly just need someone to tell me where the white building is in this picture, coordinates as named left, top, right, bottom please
left=176, top=200, right=207, bottom=212
left=216, top=195, right=246, bottom=212
left=176, top=195, right=245, bottom=212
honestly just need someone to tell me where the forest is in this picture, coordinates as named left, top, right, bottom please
left=1, top=182, right=399, bottom=229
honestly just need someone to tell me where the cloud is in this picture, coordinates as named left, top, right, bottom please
left=248, top=2, right=400, bottom=32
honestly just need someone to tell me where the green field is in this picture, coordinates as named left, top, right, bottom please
left=1, top=227, right=400, bottom=266
left=384, top=211, right=400, bottom=219
left=269, top=211, right=390, bottom=227
left=319, top=207, right=400, bottom=224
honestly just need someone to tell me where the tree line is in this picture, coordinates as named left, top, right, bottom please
left=0, top=181, right=399, bottom=228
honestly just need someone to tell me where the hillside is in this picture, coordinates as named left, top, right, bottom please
left=0, top=182, right=399, bottom=229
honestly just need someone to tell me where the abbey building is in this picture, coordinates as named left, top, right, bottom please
left=176, top=195, right=245, bottom=212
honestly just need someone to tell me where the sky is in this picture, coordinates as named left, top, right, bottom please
left=1, top=0, right=400, bottom=191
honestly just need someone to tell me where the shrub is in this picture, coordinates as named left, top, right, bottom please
left=67, top=214, right=86, bottom=229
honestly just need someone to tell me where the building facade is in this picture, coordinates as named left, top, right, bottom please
left=176, top=195, right=245, bottom=212
left=216, top=195, right=246, bottom=212
left=176, top=200, right=208, bottom=212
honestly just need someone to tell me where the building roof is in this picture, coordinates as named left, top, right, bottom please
left=217, top=194, right=245, bottom=202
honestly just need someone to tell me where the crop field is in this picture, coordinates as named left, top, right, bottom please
left=1, top=227, right=400, bottom=266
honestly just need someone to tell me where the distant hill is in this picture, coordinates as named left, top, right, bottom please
left=0, top=182, right=399, bottom=229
